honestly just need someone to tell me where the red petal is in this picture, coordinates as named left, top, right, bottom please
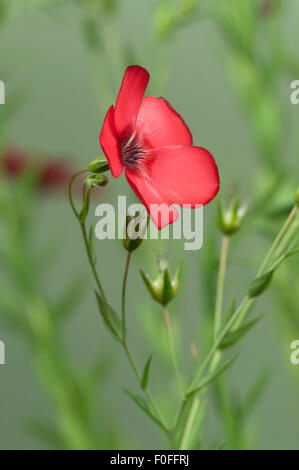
left=136, top=97, right=193, bottom=148
left=147, top=146, right=219, bottom=206
left=99, top=106, right=123, bottom=178
left=114, top=65, right=150, bottom=139
left=125, top=167, right=178, bottom=230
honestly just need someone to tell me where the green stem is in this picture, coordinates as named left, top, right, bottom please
left=189, top=297, right=251, bottom=392
left=122, top=252, right=131, bottom=341
left=69, top=177, right=169, bottom=435
left=178, top=205, right=299, bottom=448
left=68, top=169, right=88, bottom=219
left=179, top=397, right=200, bottom=450
left=214, top=235, right=230, bottom=339
left=122, top=342, right=168, bottom=433
left=80, top=220, right=108, bottom=305
left=163, top=306, right=185, bottom=397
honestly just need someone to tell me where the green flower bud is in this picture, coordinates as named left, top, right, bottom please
left=123, top=213, right=148, bottom=253
left=295, top=187, right=299, bottom=208
left=88, top=156, right=110, bottom=174
left=218, top=196, right=248, bottom=236
left=140, top=259, right=182, bottom=306
left=86, top=173, right=108, bottom=188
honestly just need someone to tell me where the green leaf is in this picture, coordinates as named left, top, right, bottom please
left=141, top=355, right=152, bottom=390
left=187, top=355, right=238, bottom=397
left=25, top=420, right=63, bottom=448
left=222, top=296, right=236, bottom=325
left=171, top=397, right=205, bottom=450
left=240, top=367, right=272, bottom=419
left=94, top=290, right=122, bottom=341
left=122, top=388, right=165, bottom=432
left=215, top=441, right=227, bottom=450
left=139, top=269, right=157, bottom=300
left=54, top=276, right=87, bottom=322
left=248, top=270, right=273, bottom=298
left=219, top=316, right=261, bottom=349
left=162, top=268, right=174, bottom=304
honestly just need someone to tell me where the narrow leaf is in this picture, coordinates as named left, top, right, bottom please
left=248, top=270, right=273, bottom=298
left=94, top=290, right=122, bottom=341
left=215, top=441, right=227, bottom=450
left=222, top=296, right=236, bottom=326
left=162, top=268, right=173, bottom=304
left=139, top=269, right=157, bottom=299
left=54, top=276, right=87, bottom=322
left=122, top=388, right=165, bottom=432
left=219, top=316, right=261, bottom=349
left=141, top=354, right=152, bottom=390
left=240, top=367, right=272, bottom=419
left=187, top=355, right=238, bottom=397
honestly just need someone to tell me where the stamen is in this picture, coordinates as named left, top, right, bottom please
left=121, top=135, right=145, bottom=168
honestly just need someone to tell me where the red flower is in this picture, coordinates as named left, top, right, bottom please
left=100, top=65, right=219, bottom=228
left=39, top=159, right=72, bottom=191
left=1, top=147, right=28, bottom=177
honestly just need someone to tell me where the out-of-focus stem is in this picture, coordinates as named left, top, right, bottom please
left=214, top=235, right=230, bottom=339
left=163, top=306, right=185, bottom=397
left=179, top=396, right=200, bottom=450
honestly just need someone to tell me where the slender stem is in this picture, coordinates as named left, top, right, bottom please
left=214, top=236, right=230, bottom=339
left=122, top=342, right=168, bottom=433
left=163, top=306, right=185, bottom=396
left=189, top=297, right=251, bottom=392
left=80, top=221, right=108, bottom=305
left=68, top=169, right=88, bottom=219
left=258, top=205, right=298, bottom=275
left=191, top=205, right=298, bottom=390
left=120, top=255, right=168, bottom=432
left=179, top=397, right=200, bottom=450
left=177, top=205, right=299, bottom=448
left=122, top=252, right=131, bottom=341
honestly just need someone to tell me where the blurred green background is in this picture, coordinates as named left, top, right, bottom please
left=0, top=0, right=299, bottom=450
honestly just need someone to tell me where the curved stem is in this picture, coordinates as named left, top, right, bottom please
left=68, top=169, right=88, bottom=219
left=163, top=306, right=185, bottom=397
left=122, top=252, right=131, bottom=341
left=214, top=235, right=230, bottom=339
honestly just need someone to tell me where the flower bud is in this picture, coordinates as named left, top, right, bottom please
left=123, top=213, right=147, bottom=253
left=295, top=187, right=299, bottom=208
left=139, top=259, right=182, bottom=306
left=85, top=173, right=108, bottom=188
left=217, top=196, right=248, bottom=236
left=88, top=156, right=110, bottom=174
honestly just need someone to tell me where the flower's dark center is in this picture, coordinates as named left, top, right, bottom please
left=121, top=135, right=145, bottom=168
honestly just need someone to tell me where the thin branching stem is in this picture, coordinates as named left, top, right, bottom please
left=69, top=173, right=169, bottom=436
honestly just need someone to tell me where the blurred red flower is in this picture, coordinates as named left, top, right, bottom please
left=1, top=146, right=75, bottom=195
left=1, top=147, right=28, bottom=177
left=100, top=65, right=219, bottom=228
left=38, top=159, right=72, bottom=192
